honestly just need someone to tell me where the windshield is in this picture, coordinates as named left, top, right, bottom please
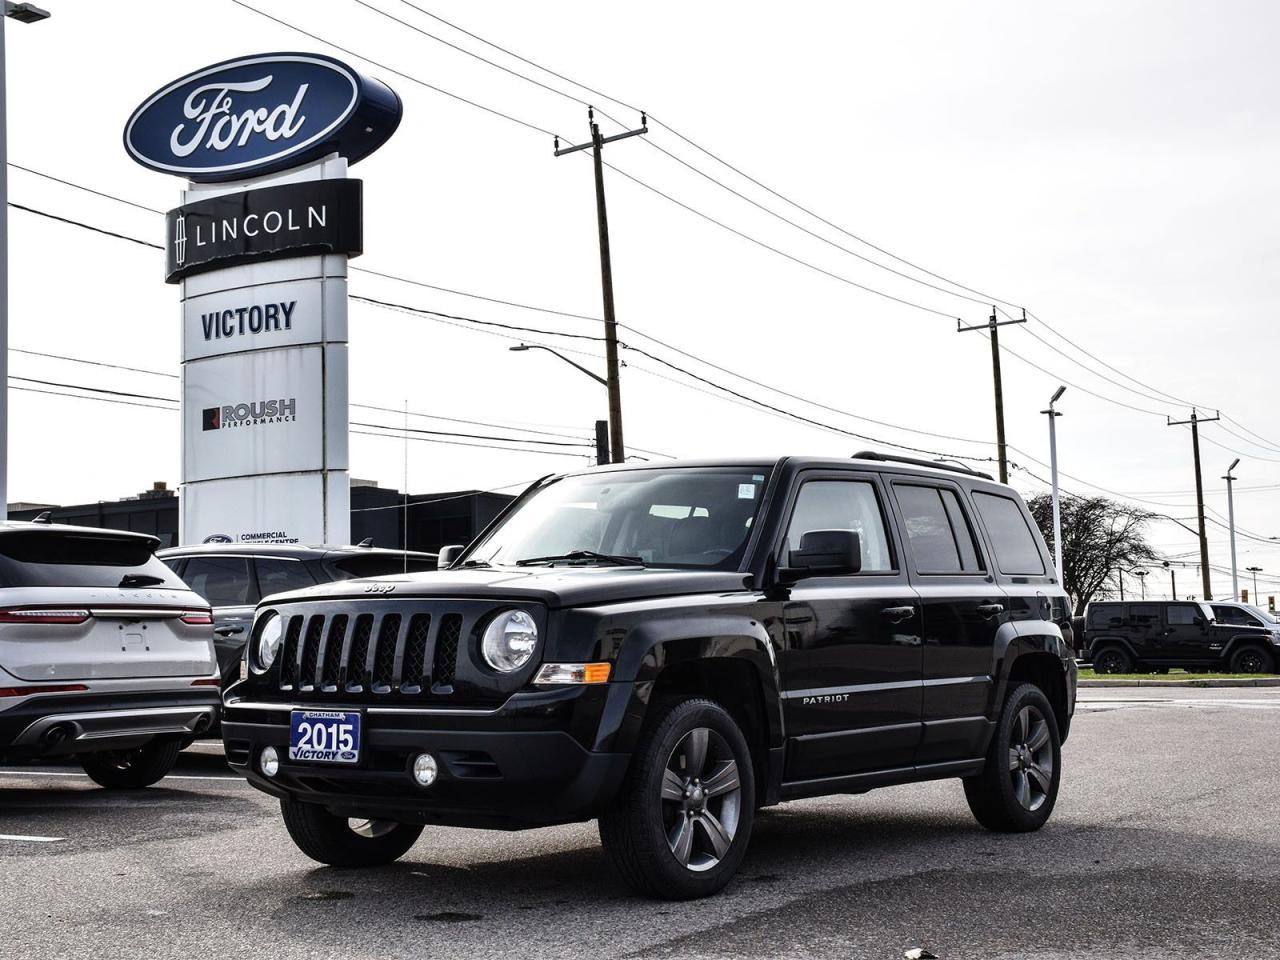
left=469, top=467, right=773, bottom=570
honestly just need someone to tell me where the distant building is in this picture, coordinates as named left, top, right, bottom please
left=7, top=480, right=515, bottom=553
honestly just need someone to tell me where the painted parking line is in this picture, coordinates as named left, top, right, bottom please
left=0, top=833, right=64, bottom=842
left=0, top=769, right=243, bottom=782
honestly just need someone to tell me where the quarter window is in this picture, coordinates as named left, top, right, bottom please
left=972, top=491, right=1046, bottom=576
left=785, top=480, right=894, bottom=574
left=895, top=484, right=985, bottom=575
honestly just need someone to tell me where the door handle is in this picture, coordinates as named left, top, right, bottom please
left=214, top=625, right=245, bottom=637
left=976, top=603, right=1005, bottom=618
left=881, top=605, right=916, bottom=622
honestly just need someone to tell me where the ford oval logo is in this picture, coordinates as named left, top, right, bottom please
left=124, top=52, right=402, bottom=182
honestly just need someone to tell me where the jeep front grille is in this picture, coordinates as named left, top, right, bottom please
left=276, top=605, right=468, bottom=700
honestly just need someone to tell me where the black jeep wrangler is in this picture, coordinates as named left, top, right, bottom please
left=222, top=453, right=1076, bottom=899
left=1083, top=599, right=1280, bottom=674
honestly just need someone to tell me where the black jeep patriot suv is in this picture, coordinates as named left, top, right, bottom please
left=222, top=454, right=1077, bottom=899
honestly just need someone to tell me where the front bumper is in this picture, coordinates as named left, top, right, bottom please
left=222, top=685, right=631, bottom=829
left=0, top=688, right=221, bottom=758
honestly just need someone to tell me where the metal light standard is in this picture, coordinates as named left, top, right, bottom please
left=1133, top=569, right=1148, bottom=601
left=1224, top=458, right=1240, bottom=600
left=1041, top=385, right=1066, bottom=587
left=0, top=2, right=52, bottom=518
left=509, top=344, right=610, bottom=465
left=1163, top=560, right=1177, bottom=601
left=1248, top=566, right=1263, bottom=604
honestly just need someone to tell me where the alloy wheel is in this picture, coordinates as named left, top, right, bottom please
left=660, top=727, right=742, bottom=872
left=348, top=818, right=399, bottom=839
left=1007, top=705, right=1054, bottom=812
left=1238, top=650, right=1266, bottom=673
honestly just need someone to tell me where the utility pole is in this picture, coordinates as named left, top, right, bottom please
left=555, top=108, right=647, bottom=465
left=958, top=307, right=1026, bottom=483
left=1248, top=566, right=1263, bottom=604
left=1167, top=409, right=1220, bottom=600
left=0, top=3, right=54, bottom=518
left=1224, top=458, right=1240, bottom=600
left=1118, top=568, right=1125, bottom=601
left=1041, top=385, right=1066, bottom=587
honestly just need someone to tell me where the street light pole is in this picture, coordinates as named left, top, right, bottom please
left=509, top=344, right=610, bottom=465
left=1224, top=458, right=1240, bottom=600
left=1248, top=566, right=1263, bottom=604
left=1041, top=385, right=1066, bottom=588
left=1134, top=569, right=1148, bottom=601
left=0, top=2, right=52, bottom=519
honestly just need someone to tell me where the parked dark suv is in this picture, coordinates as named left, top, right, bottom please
left=158, top=544, right=437, bottom=686
left=222, top=454, right=1076, bottom=899
left=1083, top=600, right=1280, bottom=674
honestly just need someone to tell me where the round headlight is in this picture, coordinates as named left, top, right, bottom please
left=253, top=613, right=285, bottom=673
left=481, top=610, right=538, bottom=673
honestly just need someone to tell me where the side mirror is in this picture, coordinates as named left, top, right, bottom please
left=780, top=529, right=861, bottom=583
left=438, top=544, right=465, bottom=568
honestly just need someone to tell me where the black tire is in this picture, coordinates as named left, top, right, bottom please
left=78, top=739, right=182, bottom=789
left=1229, top=645, right=1275, bottom=675
left=1091, top=645, right=1132, bottom=674
left=964, top=683, right=1062, bottom=832
left=599, top=697, right=755, bottom=900
left=280, top=797, right=424, bottom=868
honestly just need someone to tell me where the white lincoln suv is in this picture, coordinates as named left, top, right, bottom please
left=0, top=521, right=219, bottom=788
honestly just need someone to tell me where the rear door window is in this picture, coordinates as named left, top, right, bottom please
left=1129, top=603, right=1160, bottom=632
left=971, top=491, right=1046, bottom=576
left=181, top=556, right=255, bottom=606
left=1167, top=604, right=1201, bottom=626
left=255, top=558, right=317, bottom=598
left=894, top=484, right=985, bottom=575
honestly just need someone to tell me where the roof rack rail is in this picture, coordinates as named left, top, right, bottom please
left=851, top=450, right=994, bottom=481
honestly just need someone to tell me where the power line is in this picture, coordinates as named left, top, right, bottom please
left=9, top=202, right=163, bottom=250
left=8, top=163, right=165, bottom=215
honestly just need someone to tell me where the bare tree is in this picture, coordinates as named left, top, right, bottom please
left=1027, top=493, right=1160, bottom=615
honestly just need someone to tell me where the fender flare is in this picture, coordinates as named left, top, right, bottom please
left=990, top=619, right=1068, bottom=703
left=1220, top=633, right=1276, bottom=664
left=598, top=613, right=784, bottom=758
left=1085, top=634, right=1140, bottom=662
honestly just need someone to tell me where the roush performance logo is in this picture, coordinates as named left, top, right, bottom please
left=203, top=398, right=297, bottom=431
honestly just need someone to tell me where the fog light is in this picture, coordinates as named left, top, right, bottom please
left=412, top=752, right=438, bottom=787
left=260, top=745, right=279, bottom=778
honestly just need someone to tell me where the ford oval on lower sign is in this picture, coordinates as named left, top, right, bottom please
left=123, top=52, right=401, bottom=182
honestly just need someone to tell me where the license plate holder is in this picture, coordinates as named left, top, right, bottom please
left=288, top=709, right=361, bottom=765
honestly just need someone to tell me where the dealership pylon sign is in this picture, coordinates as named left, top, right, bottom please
left=124, top=53, right=401, bottom=546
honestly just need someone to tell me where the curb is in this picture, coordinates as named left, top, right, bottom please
left=1079, top=678, right=1280, bottom=688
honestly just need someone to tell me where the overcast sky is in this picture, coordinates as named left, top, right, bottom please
left=6, top=0, right=1280, bottom=597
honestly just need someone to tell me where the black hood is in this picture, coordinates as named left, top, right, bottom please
left=264, top=565, right=752, bottom=610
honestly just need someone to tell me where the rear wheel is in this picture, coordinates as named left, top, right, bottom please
left=280, top=798, right=423, bottom=868
left=1230, top=646, right=1275, bottom=674
left=78, top=739, right=182, bottom=789
left=599, top=697, right=755, bottom=900
left=964, top=683, right=1062, bottom=832
left=1091, top=646, right=1132, bottom=674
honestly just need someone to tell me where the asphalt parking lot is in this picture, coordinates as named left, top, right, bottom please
left=2, top=687, right=1278, bottom=960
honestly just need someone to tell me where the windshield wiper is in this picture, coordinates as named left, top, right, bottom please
left=458, top=559, right=492, bottom=568
left=515, top=550, right=644, bottom=567
left=120, top=573, right=165, bottom=588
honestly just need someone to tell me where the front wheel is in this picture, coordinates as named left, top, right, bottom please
left=964, top=683, right=1062, bottom=832
left=599, top=698, right=755, bottom=900
left=280, top=798, right=424, bottom=868
left=78, top=739, right=182, bottom=789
